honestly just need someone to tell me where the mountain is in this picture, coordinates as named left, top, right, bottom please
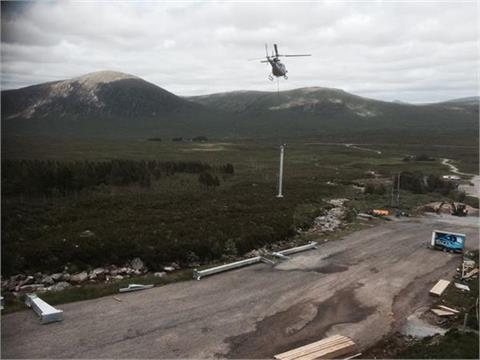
left=188, top=87, right=478, bottom=143
left=442, top=96, right=479, bottom=105
left=2, top=71, right=478, bottom=144
left=2, top=71, right=228, bottom=138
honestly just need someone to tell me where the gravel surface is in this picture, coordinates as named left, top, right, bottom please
left=2, top=214, right=478, bottom=359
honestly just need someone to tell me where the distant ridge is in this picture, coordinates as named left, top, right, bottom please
left=2, top=71, right=478, bottom=144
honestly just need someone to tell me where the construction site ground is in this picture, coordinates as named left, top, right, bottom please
left=2, top=214, right=478, bottom=359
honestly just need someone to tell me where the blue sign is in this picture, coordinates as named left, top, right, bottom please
left=433, top=231, right=465, bottom=252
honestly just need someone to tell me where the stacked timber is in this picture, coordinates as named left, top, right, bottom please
left=274, top=335, right=356, bottom=360
left=429, top=279, right=450, bottom=296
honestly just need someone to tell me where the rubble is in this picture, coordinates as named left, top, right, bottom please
left=1, top=257, right=175, bottom=296
left=306, top=198, right=349, bottom=234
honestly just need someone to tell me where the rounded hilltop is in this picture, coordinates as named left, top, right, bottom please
left=71, top=70, right=139, bottom=89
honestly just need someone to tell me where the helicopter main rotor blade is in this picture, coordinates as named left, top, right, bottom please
left=274, top=44, right=279, bottom=57
left=282, top=54, right=312, bottom=57
left=265, top=43, right=269, bottom=57
left=248, top=57, right=268, bottom=61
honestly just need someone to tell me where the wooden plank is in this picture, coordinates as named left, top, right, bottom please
left=275, top=336, right=355, bottom=360
left=438, top=305, right=459, bottom=314
left=275, top=336, right=348, bottom=360
left=274, top=335, right=344, bottom=359
left=464, top=268, right=479, bottom=279
left=295, top=342, right=356, bottom=360
left=279, top=338, right=351, bottom=360
left=343, top=353, right=362, bottom=360
left=431, top=308, right=456, bottom=317
left=429, top=279, right=450, bottom=296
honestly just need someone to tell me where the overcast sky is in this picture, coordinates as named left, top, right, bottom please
left=1, top=1, right=478, bottom=102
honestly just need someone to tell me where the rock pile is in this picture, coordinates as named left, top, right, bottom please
left=1, top=257, right=181, bottom=296
left=307, top=198, right=349, bottom=234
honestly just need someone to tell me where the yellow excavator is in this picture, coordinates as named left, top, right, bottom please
left=436, top=201, right=468, bottom=216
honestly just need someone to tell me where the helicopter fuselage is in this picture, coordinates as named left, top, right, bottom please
left=269, top=58, right=287, bottom=77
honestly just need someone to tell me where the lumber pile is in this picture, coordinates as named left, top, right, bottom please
left=274, top=335, right=356, bottom=360
left=429, top=279, right=450, bottom=296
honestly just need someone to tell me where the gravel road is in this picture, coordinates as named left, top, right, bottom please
left=2, top=214, right=478, bottom=359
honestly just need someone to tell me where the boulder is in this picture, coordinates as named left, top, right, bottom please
left=51, top=273, right=63, bottom=281
left=22, top=275, right=35, bottom=285
left=61, top=273, right=71, bottom=281
left=70, top=271, right=88, bottom=284
left=50, top=281, right=71, bottom=292
left=171, top=262, right=181, bottom=270
left=163, top=266, right=175, bottom=272
left=92, top=267, right=105, bottom=275
left=154, top=272, right=166, bottom=278
left=19, top=284, right=44, bottom=292
left=130, top=258, right=145, bottom=271
left=41, top=275, right=55, bottom=285
left=113, top=275, right=124, bottom=280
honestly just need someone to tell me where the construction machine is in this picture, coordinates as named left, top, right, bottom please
left=436, top=201, right=468, bottom=216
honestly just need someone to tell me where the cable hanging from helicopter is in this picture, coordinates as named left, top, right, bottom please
left=249, top=43, right=311, bottom=81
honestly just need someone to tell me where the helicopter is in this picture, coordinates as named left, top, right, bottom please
left=250, top=44, right=311, bottom=80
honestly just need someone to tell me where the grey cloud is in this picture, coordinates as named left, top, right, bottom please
left=1, top=1, right=478, bottom=103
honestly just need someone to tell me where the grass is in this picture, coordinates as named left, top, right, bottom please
left=392, top=251, right=480, bottom=359
left=2, top=270, right=192, bottom=314
left=2, top=137, right=477, bottom=308
left=396, top=329, right=479, bottom=359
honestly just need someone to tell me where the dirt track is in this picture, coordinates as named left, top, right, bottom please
left=2, top=214, right=478, bottom=359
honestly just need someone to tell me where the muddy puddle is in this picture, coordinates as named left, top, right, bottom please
left=223, top=286, right=376, bottom=358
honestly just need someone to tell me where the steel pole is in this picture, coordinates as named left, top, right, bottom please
left=277, top=144, right=285, bottom=198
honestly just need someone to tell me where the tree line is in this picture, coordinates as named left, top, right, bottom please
left=2, top=159, right=234, bottom=197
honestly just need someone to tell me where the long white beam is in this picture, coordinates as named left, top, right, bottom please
left=194, top=256, right=272, bottom=280
left=25, top=293, right=63, bottom=324
left=275, top=241, right=318, bottom=256
left=119, top=284, right=154, bottom=293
